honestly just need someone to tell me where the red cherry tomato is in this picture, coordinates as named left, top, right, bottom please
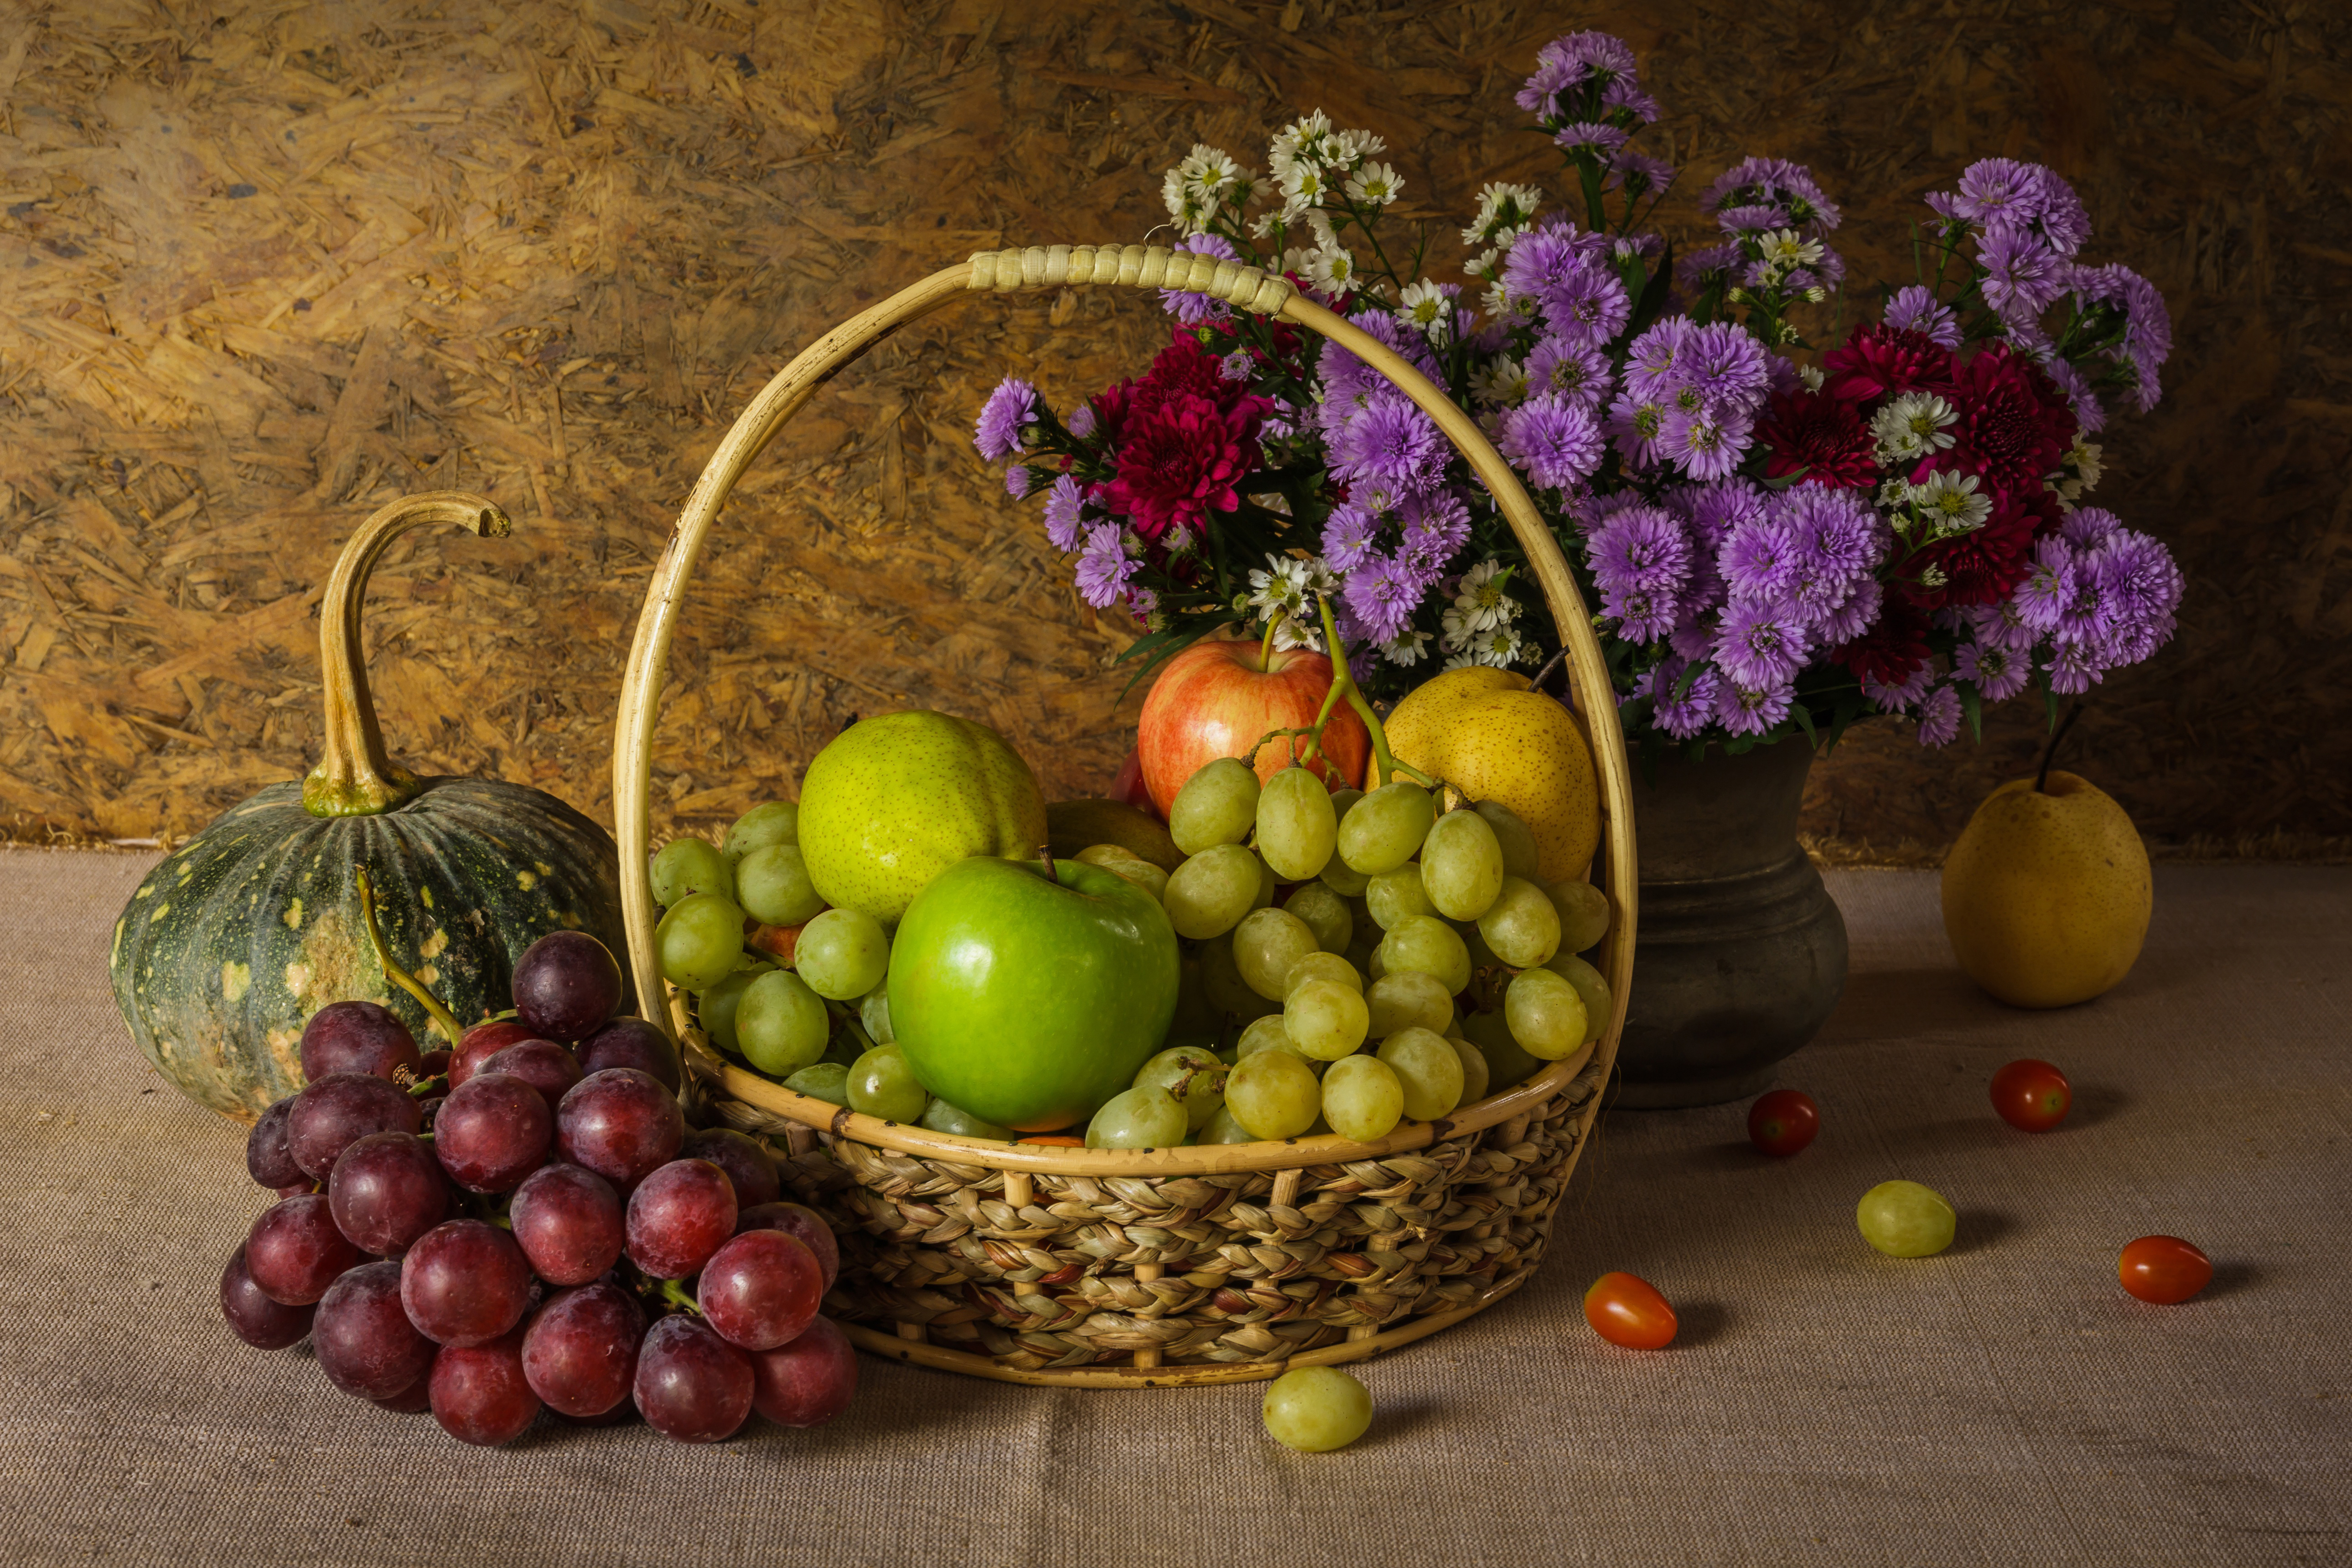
left=1990, top=1058, right=2072, bottom=1132
left=2119, top=1235, right=2213, bottom=1304
left=1583, top=1271, right=1677, bottom=1350
left=1746, top=1089, right=1818, bottom=1156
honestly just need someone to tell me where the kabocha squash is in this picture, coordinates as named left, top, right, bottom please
left=110, top=492, right=628, bottom=1123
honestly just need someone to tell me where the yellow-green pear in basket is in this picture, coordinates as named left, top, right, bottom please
left=1940, top=769, right=2150, bottom=1008
left=798, top=711, right=1049, bottom=923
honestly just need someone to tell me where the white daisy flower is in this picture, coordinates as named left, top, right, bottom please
left=1271, top=110, right=1336, bottom=171
left=1397, top=279, right=1451, bottom=336
left=1461, top=181, right=1542, bottom=247
left=1306, top=247, right=1357, bottom=293
left=1913, top=470, right=1991, bottom=535
left=1280, top=162, right=1330, bottom=208
left=1465, top=247, right=1502, bottom=282
left=1877, top=476, right=1917, bottom=509
left=1870, top=393, right=1959, bottom=464
left=1799, top=364, right=1826, bottom=392
left=1381, top=626, right=1434, bottom=666
left=1345, top=161, right=1403, bottom=207
left=1758, top=228, right=1825, bottom=269
left=1469, top=355, right=1528, bottom=408
left=1331, top=127, right=1387, bottom=168
left=1247, top=553, right=1310, bottom=618
left=2066, top=437, right=2103, bottom=493
left=1469, top=622, right=1526, bottom=667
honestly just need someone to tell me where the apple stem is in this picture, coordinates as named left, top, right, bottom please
left=2034, top=700, right=2083, bottom=794
left=1256, top=612, right=1280, bottom=673
left=1036, top=842, right=1056, bottom=881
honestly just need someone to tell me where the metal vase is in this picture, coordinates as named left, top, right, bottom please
left=1612, top=739, right=1848, bottom=1108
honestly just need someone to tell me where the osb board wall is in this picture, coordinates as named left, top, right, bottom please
left=0, top=0, right=2344, bottom=857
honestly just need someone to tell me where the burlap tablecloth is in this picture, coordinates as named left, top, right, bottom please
left=1, top=847, right=2344, bottom=1567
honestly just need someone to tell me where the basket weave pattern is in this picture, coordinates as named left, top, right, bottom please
left=714, top=1057, right=1601, bottom=1371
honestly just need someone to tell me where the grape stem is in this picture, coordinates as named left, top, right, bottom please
left=354, top=866, right=468, bottom=1051
left=1240, top=596, right=1438, bottom=792
left=655, top=1277, right=700, bottom=1316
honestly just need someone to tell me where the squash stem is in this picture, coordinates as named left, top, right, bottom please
left=305, top=492, right=513, bottom=818
left=354, top=866, right=467, bottom=1051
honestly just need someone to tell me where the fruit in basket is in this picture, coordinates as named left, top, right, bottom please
left=652, top=836, right=735, bottom=906
left=1584, top=1272, right=1678, bottom=1350
left=722, top=801, right=800, bottom=864
left=1046, top=797, right=1183, bottom=871
left=1420, top=807, right=1506, bottom=920
left=1169, top=757, right=1262, bottom=854
left=108, top=494, right=629, bottom=1123
left=1285, top=978, right=1370, bottom=1061
left=1164, top=843, right=1264, bottom=940
left=656, top=893, right=750, bottom=993
left=1322, top=1054, right=1405, bottom=1140
left=1075, top=844, right=1170, bottom=902
left=1261, top=1366, right=1373, bottom=1452
left=1549, top=879, right=1611, bottom=955
left=735, top=844, right=825, bottom=928
left=1256, top=765, right=1339, bottom=880
left=1138, top=638, right=1370, bottom=812
left=1378, top=1027, right=1465, bottom=1120
left=1502, top=968, right=1588, bottom=1060
left=1477, top=876, right=1561, bottom=969
left=1856, top=1179, right=1956, bottom=1258
left=1337, top=782, right=1435, bottom=876
left=1225, top=1047, right=1320, bottom=1139
left=1365, top=971, right=1451, bottom=1038
left=1382, top=667, right=1601, bottom=883
left=1375, top=916, right=1471, bottom=995
left=793, top=908, right=891, bottom=1000
left=1085, top=1085, right=1188, bottom=1149
left=844, top=1043, right=929, bottom=1123
left=920, top=1097, right=1015, bottom=1140
left=1234, top=907, right=1322, bottom=999
left=1539, top=952, right=1612, bottom=1047
left=1132, top=1045, right=1228, bottom=1131
left=797, top=710, right=1050, bottom=923
left=1940, top=771, right=2150, bottom=1008
left=890, top=855, right=1180, bottom=1131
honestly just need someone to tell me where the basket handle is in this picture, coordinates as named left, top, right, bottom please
left=611, top=244, right=1636, bottom=1088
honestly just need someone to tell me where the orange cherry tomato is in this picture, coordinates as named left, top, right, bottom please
left=1989, top=1058, right=2071, bottom=1132
left=1583, top=1271, right=1677, bottom=1350
left=2119, top=1235, right=2212, bottom=1304
left=1746, top=1089, right=1818, bottom=1156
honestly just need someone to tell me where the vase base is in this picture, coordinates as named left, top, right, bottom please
left=1608, top=1065, right=1778, bottom=1110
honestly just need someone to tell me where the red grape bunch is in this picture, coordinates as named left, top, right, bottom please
left=222, top=928, right=858, bottom=1445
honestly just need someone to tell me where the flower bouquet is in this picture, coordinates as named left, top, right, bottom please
left=974, top=30, right=2182, bottom=758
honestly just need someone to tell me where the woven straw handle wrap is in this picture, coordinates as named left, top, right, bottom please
left=611, top=245, right=1637, bottom=1176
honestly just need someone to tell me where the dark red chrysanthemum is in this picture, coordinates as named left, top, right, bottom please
left=1935, top=343, right=2077, bottom=496
left=1756, top=388, right=1877, bottom=487
left=1898, top=486, right=2058, bottom=610
left=1821, top=322, right=1956, bottom=403
left=1832, top=593, right=1930, bottom=687
left=1095, top=391, right=1270, bottom=543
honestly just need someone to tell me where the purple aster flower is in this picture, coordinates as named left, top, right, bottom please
left=1976, top=220, right=2069, bottom=325
left=1670, top=476, right=1770, bottom=550
left=1777, top=484, right=1883, bottom=584
left=2060, top=505, right=2120, bottom=551
left=1004, top=465, right=1031, bottom=499
left=2047, top=637, right=2104, bottom=695
left=1330, top=392, right=1445, bottom=486
left=1883, top=286, right=1960, bottom=347
left=1320, top=307, right=1441, bottom=405
left=1042, top=475, right=1088, bottom=552
left=1589, top=504, right=1693, bottom=596
left=2042, top=357, right=2107, bottom=435
left=1659, top=404, right=1753, bottom=481
left=2083, top=528, right=2183, bottom=664
left=1341, top=550, right=1425, bottom=643
left=1679, top=322, right=1772, bottom=413
left=1679, top=242, right=1743, bottom=284
left=1713, top=674, right=1795, bottom=737
left=1122, top=584, right=1158, bottom=625
left=1534, top=261, right=1630, bottom=347
left=1931, top=158, right=2042, bottom=226
left=1649, top=658, right=1721, bottom=740
left=1606, top=389, right=1668, bottom=470
left=2012, top=538, right=2078, bottom=636
left=1501, top=394, right=1605, bottom=489
left=1622, top=318, right=1692, bottom=400
left=1526, top=336, right=1613, bottom=410
left=1601, top=76, right=1660, bottom=123
left=1500, top=223, right=1614, bottom=298
left=1073, top=523, right=1138, bottom=608
left=1067, top=402, right=1097, bottom=439
left=1219, top=351, right=1253, bottom=382
left=2031, top=169, right=2093, bottom=257
left=1516, top=31, right=1639, bottom=121
left=1719, top=515, right=1800, bottom=602
left=1715, top=203, right=1790, bottom=235
left=974, top=377, right=1036, bottom=461
left=1864, top=659, right=1932, bottom=714
left=1668, top=611, right=1717, bottom=663
left=1812, top=578, right=1881, bottom=645
left=1607, top=150, right=1674, bottom=193
left=1160, top=233, right=1238, bottom=325
left=1704, top=156, right=1842, bottom=230
left=1966, top=598, right=2036, bottom=652
left=1554, top=121, right=1632, bottom=158
left=1914, top=683, right=1963, bottom=747
left=2072, top=263, right=2172, bottom=414
left=1953, top=637, right=2032, bottom=702
left=1321, top=502, right=1383, bottom=573
left=1713, top=599, right=1808, bottom=686
left=1397, top=492, right=1471, bottom=576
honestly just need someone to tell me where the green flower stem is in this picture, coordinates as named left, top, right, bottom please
left=354, top=866, right=466, bottom=1051
left=1313, top=595, right=1435, bottom=791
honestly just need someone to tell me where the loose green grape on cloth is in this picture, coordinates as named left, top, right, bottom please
left=1262, top=1366, right=1373, bottom=1452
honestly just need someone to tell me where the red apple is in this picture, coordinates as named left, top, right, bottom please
left=1136, top=638, right=1369, bottom=816
left=1110, top=748, right=1157, bottom=818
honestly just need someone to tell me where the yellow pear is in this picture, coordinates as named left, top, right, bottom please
left=1940, top=770, right=2150, bottom=1008
left=1380, top=667, right=1600, bottom=883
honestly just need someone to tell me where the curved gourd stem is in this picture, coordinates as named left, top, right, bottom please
left=304, top=491, right=512, bottom=818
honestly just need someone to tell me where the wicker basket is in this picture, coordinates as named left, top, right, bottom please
left=610, top=244, right=1639, bottom=1387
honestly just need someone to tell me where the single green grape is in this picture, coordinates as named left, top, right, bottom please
left=1284, top=978, right=1370, bottom=1062
left=794, top=907, right=890, bottom=1000
left=1548, top=879, right=1612, bottom=954
left=1336, top=782, right=1435, bottom=875
left=1198, top=933, right=1280, bottom=1025
left=1133, top=1045, right=1229, bottom=1131
left=1165, top=844, right=1262, bottom=940
left=695, top=961, right=773, bottom=1054
left=784, top=1060, right=851, bottom=1106
left=1085, top=1084, right=1188, bottom=1149
left=1421, top=808, right=1506, bottom=921
left=859, top=980, right=893, bottom=1044
left=1318, top=852, right=1372, bottom=899
left=655, top=893, right=749, bottom=992
left=1283, top=880, right=1354, bottom=954
left=1233, top=907, right=1323, bottom=1000
left=1255, top=765, right=1339, bottom=881
left=1321, top=1054, right=1404, bottom=1141
left=1234, top=1014, right=1311, bottom=1063
left=920, top=1097, right=1012, bottom=1140
left=1365, top=970, right=1453, bottom=1040
left=845, top=1043, right=928, bottom=1123
left=1503, top=967, right=1587, bottom=1060
left=1461, top=1008, right=1542, bottom=1093
left=1198, top=1104, right=1254, bottom=1144
left=1472, top=800, right=1544, bottom=882
left=1377, top=1026, right=1465, bottom=1120
left=1076, top=844, right=1169, bottom=903
left=1224, top=1049, right=1321, bottom=1139
left=736, top=969, right=830, bottom=1076
left=722, top=800, right=800, bottom=864
left=1169, top=757, right=1261, bottom=855
left=1477, top=875, right=1562, bottom=969
left=1365, top=864, right=1436, bottom=931
left=1262, top=1366, right=1373, bottom=1452
left=1450, top=1036, right=1491, bottom=1106
left=1284, top=950, right=1363, bottom=999
left=652, top=837, right=733, bottom=908
left=1856, top=1180, right=1957, bottom=1258
left=734, top=844, right=826, bottom=928
left=1376, top=915, right=1472, bottom=995
left=1542, top=952, right=1613, bottom=1046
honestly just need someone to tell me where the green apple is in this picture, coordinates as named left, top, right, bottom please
left=798, top=710, right=1049, bottom=923
left=889, top=855, right=1180, bottom=1131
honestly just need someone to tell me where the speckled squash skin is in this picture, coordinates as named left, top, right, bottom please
left=110, top=776, right=626, bottom=1123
